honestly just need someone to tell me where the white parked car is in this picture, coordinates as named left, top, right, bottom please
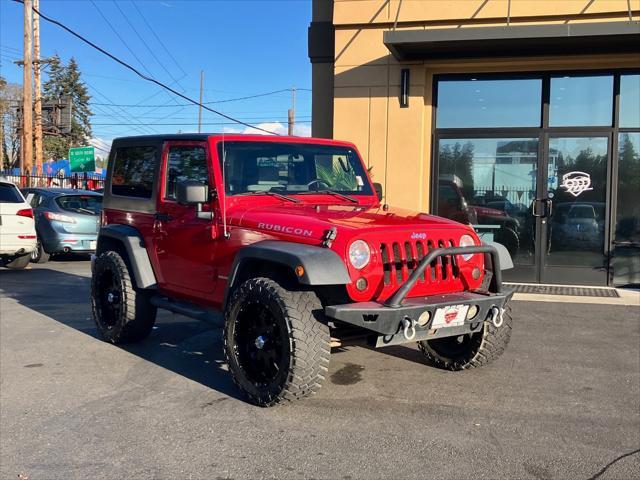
left=0, top=179, right=36, bottom=269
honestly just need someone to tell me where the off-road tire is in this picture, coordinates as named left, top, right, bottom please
left=417, top=305, right=512, bottom=370
left=30, top=238, right=50, bottom=264
left=495, top=227, right=520, bottom=258
left=5, top=253, right=31, bottom=270
left=224, top=277, right=330, bottom=407
left=91, top=250, right=157, bottom=343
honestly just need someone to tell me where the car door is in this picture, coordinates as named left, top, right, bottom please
left=152, top=141, right=219, bottom=299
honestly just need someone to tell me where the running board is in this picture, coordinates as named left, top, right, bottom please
left=150, top=295, right=223, bottom=326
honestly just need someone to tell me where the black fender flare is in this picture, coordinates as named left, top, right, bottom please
left=97, top=224, right=157, bottom=289
left=224, top=240, right=351, bottom=307
left=482, top=240, right=514, bottom=270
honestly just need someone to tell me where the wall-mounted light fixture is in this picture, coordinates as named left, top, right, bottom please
left=400, top=68, right=410, bottom=108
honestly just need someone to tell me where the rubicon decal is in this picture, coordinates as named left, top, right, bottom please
left=258, top=223, right=313, bottom=237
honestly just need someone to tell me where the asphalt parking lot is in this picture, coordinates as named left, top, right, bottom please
left=1, top=259, right=639, bottom=480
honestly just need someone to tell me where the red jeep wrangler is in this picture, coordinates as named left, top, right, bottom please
left=91, top=134, right=514, bottom=406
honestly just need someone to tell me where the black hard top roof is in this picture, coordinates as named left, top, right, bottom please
left=113, top=133, right=213, bottom=143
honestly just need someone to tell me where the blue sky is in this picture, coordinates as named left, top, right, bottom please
left=0, top=0, right=313, bottom=152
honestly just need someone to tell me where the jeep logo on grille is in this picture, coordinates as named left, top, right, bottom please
left=411, top=232, right=427, bottom=240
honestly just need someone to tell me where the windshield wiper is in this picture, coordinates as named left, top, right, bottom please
left=235, top=191, right=300, bottom=203
left=77, top=207, right=98, bottom=215
left=299, top=189, right=358, bottom=203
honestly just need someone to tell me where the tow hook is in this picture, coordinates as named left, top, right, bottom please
left=489, top=306, right=504, bottom=328
left=402, top=316, right=417, bottom=341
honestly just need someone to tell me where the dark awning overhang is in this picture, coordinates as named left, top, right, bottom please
left=384, top=21, right=640, bottom=61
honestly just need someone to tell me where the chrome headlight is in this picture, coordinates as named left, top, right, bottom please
left=459, top=234, right=476, bottom=261
left=348, top=240, right=371, bottom=270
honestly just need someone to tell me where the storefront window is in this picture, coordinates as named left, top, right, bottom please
left=437, top=138, right=538, bottom=266
left=619, top=74, right=640, bottom=128
left=616, top=133, right=640, bottom=243
left=549, top=75, right=614, bottom=127
left=436, top=78, right=542, bottom=128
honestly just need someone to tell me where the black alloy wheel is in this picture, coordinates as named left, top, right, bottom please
left=234, top=301, right=289, bottom=386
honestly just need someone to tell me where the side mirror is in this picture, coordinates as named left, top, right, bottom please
left=176, top=180, right=208, bottom=205
left=176, top=180, right=213, bottom=220
left=373, top=182, right=383, bottom=202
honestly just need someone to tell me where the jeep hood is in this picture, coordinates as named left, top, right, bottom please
left=230, top=203, right=466, bottom=238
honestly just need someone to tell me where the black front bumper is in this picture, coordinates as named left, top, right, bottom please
left=324, top=244, right=513, bottom=346
left=325, top=289, right=513, bottom=346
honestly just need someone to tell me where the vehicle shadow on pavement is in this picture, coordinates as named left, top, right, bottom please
left=0, top=266, right=243, bottom=401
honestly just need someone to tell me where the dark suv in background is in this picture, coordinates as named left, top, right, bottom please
left=21, top=188, right=103, bottom=263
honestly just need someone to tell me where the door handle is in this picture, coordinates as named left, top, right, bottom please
left=154, top=212, right=172, bottom=222
left=532, top=199, right=553, bottom=218
left=532, top=199, right=544, bottom=217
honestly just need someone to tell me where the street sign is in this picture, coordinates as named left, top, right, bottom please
left=69, top=146, right=95, bottom=173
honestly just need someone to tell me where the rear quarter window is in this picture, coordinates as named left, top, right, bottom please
left=0, top=183, right=24, bottom=203
left=111, top=146, right=157, bottom=198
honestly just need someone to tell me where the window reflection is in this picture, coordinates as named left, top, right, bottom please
left=616, top=133, right=640, bottom=244
left=436, top=78, right=542, bottom=128
left=619, top=74, right=640, bottom=128
left=437, top=138, right=538, bottom=266
left=549, top=75, right=613, bottom=127
left=546, top=137, right=608, bottom=267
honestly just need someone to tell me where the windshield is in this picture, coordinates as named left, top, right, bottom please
left=55, top=194, right=103, bottom=214
left=218, top=141, right=373, bottom=197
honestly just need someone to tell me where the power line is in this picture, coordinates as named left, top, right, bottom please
left=88, top=0, right=184, bottom=112
left=130, top=0, right=187, bottom=77
left=88, top=88, right=296, bottom=108
left=92, top=113, right=311, bottom=121
left=92, top=121, right=312, bottom=126
left=88, top=0, right=153, bottom=78
left=12, top=0, right=279, bottom=135
left=86, top=81, right=158, bottom=135
left=112, top=0, right=185, bottom=89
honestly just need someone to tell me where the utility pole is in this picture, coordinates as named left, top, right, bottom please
left=287, top=86, right=296, bottom=136
left=33, top=0, right=42, bottom=176
left=22, top=0, right=33, bottom=180
left=198, top=70, right=204, bottom=133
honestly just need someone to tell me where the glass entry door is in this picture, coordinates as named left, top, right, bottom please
left=435, top=137, right=541, bottom=282
left=539, top=135, right=610, bottom=285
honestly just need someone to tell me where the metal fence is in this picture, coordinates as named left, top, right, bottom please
left=0, top=172, right=105, bottom=191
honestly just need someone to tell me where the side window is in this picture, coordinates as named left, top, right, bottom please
left=164, top=146, right=209, bottom=200
left=111, top=146, right=157, bottom=198
left=27, top=193, right=41, bottom=207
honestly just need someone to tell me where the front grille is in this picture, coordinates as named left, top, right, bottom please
left=380, top=239, right=459, bottom=287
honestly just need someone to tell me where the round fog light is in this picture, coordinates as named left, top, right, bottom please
left=355, top=277, right=368, bottom=291
left=466, top=305, right=479, bottom=320
left=418, top=310, right=431, bottom=326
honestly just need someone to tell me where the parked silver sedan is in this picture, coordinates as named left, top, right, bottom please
left=20, top=188, right=103, bottom=263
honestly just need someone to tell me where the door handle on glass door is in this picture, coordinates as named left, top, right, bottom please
left=532, top=199, right=544, bottom=217
left=542, top=199, right=553, bottom=217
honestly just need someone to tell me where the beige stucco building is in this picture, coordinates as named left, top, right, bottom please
left=309, top=0, right=640, bottom=286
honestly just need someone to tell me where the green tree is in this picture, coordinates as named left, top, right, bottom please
left=42, top=55, right=92, bottom=160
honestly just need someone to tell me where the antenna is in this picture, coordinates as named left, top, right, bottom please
left=220, top=120, right=230, bottom=239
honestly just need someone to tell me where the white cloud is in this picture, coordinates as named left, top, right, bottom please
left=222, top=121, right=312, bottom=137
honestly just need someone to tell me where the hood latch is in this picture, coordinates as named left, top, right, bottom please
left=322, top=227, right=338, bottom=248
